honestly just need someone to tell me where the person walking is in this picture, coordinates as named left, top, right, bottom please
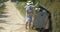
left=24, top=1, right=34, bottom=29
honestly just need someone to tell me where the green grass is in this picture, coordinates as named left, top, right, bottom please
left=16, top=2, right=26, bottom=17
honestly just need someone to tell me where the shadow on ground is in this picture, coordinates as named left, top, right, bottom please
left=1, top=11, right=8, bottom=14
left=0, top=20, right=7, bottom=23
left=0, top=27, right=5, bottom=30
left=0, top=14, right=9, bottom=18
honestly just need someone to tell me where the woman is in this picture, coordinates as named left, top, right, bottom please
left=24, top=2, right=34, bottom=29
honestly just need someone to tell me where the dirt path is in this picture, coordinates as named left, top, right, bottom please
left=0, top=0, right=26, bottom=32
left=0, top=0, right=38, bottom=32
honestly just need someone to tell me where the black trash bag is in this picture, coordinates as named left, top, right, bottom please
left=32, top=5, right=48, bottom=28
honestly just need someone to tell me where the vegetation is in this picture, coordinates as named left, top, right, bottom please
left=16, top=2, right=26, bottom=17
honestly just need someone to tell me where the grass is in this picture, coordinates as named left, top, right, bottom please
left=16, top=2, right=26, bottom=17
